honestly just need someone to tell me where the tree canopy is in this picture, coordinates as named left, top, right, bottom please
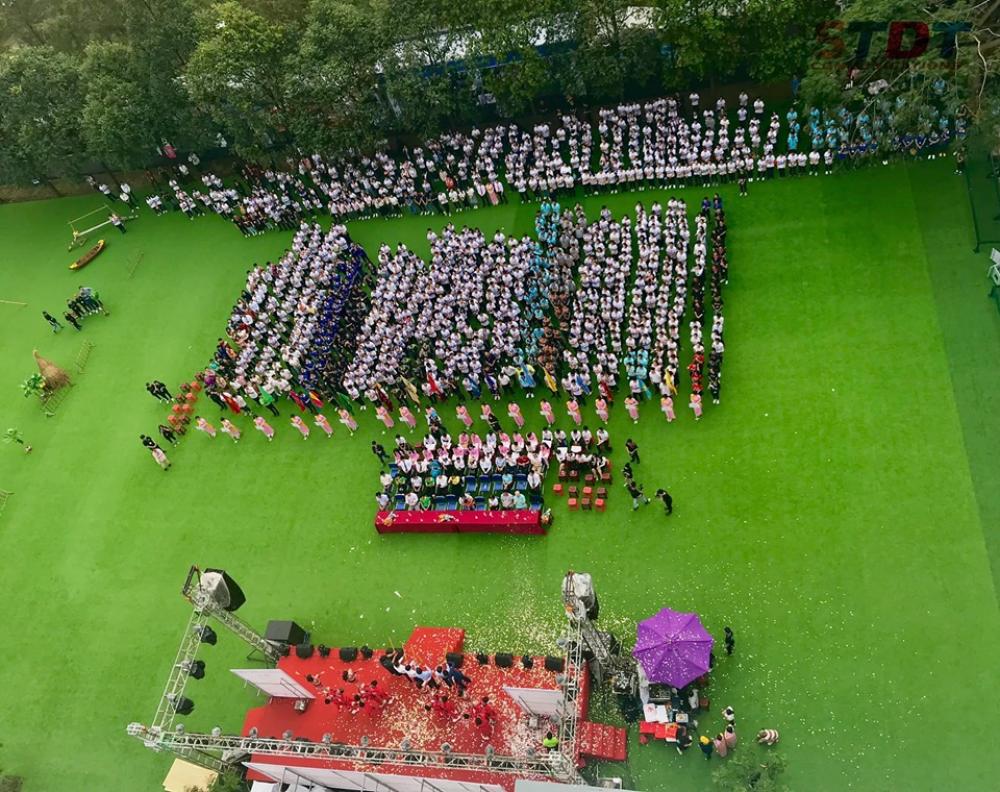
left=0, top=0, right=996, bottom=183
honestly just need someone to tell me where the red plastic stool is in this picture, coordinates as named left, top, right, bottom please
left=567, top=498, right=579, bottom=510
left=582, top=485, right=593, bottom=498
left=595, top=498, right=606, bottom=512
left=581, top=497, right=592, bottom=510
left=552, top=483, right=564, bottom=496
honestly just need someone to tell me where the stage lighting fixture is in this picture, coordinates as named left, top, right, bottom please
left=485, top=745, right=495, bottom=759
left=282, top=730, right=294, bottom=741
left=526, top=747, right=537, bottom=758
left=521, top=655, right=533, bottom=669
left=555, top=674, right=566, bottom=685
left=175, top=724, right=185, bottom=734
left=441, top=743, right=452, bottom=753
left=322, top=733, right=332, bottom=744
left=184, top=659, right=206, bottom=679
left=360, top=736, right=370, bottom=747
left=195, top=625, right=217, bottom=645
left=168, top=694, right=195, bottom=715
left=248, top=727, right=259, bottom=738
left=211, top=727, right=222, bottom=737
left=400, top=738, right=411, bottom=751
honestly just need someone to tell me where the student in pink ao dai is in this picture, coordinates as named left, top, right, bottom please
left=314, top=413, right=334, bottom=437
left=254, top=416, right=275, bottom=441
left=539, top=400, right=556, bottom=426
left=660, top=395, right=676, bottom=422
left=195, top=416, right=217, bottom=438
left=624, top=397, right=640, bottom=423
left=456, top=404, right=474, bottom=429
left=375, top=405, right=394, bottom=430
left=566, top=399, right=582, bottom=426
left=220, top=418, right=241, bottom=442
left=338, top=409, right=358, bottom=434
left=689, top=393, right=703, bottom=420
left=399, top=406, right=417, bottom=430
left=507, top=402, right=525, bottom=429
left=594, top=398, right=609, bottom=424
left=291, top=415, right=310, bottom=438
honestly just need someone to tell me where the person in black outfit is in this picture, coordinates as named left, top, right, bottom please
left=625, top=438, right=640, bottom=463
left=140, top=434, right=159, bottom=451
left=151, top=380, right=172, bottom=400
left=371, top=441, right=389, bottom=465
left=621, top=462, right=634, bottom=483
left=158, top=424, right=180, bottom=447
left=655, top=488, right=673, bottom=515
left=63, top=310, right=82, bottom=330
left=724, top=626, right=735, bottom=655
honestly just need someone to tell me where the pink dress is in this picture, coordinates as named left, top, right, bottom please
left=690, top=395, right=703, bottom=419
left=625, top=398, right=640, bottom=422
left=338, top=409, right=358, bottom=432
left=151, top=447, right=169, bottom=469
left=714, top=737, right=728, bottom=758
left=507, top=404, right=525, bottom=428
left=457, top=406, right=474, bottom=428
left=539, top=401, right=555, bottom=426
left=566, top=400, right=582, bottom=426
left=660, top=396, right=675, bottom=422
left=291, top=415, right=310, bottom=438
left=254, top=416, right=275, bottom=440
left=376, top=406, right=394, bottom=429
left=594, top=399, right=609, bottom=423
left=314, top=414, right=334, bottom=437
left=221, top=419, right=241, bottom=441
left=480, top=405, right=492, bottom=423
left=195, top=418, right=216, bottom=438
left=399, top=407, right=417, bottom=429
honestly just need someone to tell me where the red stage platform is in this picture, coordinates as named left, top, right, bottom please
left=241, top=627, right=614, bottom=791
left=375, top=509, right=544, bottom=535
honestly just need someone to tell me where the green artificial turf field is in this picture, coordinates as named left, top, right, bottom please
left=1, top=159, right=999, bottom=792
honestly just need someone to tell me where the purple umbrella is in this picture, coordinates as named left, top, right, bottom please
left=633, top=608, right=714, bottom=687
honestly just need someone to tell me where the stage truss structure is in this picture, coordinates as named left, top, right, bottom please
left=128, top=568, right=589, bottom=784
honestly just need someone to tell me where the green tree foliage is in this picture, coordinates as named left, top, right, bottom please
left=0, top=45, right=84, bottom=184
left=712, top=747, right=789, bottom=792
left=183, top=1, right=292, bottom=156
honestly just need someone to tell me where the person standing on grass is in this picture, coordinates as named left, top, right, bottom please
left=151, top=445, right=171, bottom=470
left=254, top=415, right=275, bottom=441
left=539, top=400, right=556, bottom=426
left=291, top=414, right=310, bottom=439
left=626, top=479, right=650, bottom=510
left=399, top=405, right=417, bottom=430
left=724, top=626, right=735, bottom=655
left=699, top=735, right=714, bottom=759
left=660, top=394, right=675, bottom=422
left=195, top=416, right=217, bottom=438
left=625, top=438, right=640, bottom=464
left=566, top=398, right=582, bottom=426
left=723, top=724, right=737, bottom=749
left=456, top=404, right=474, bottom=429
left=594, top=397, right=609, bottom=424
left=63, top=309, right=82, bottom=330
left=689, top=393, right=703, bottom=421
left=110, top=212, right=126, bottom=234
left=713, top=733, right=728, bottom=758
left=655, top=488, right=673, bottom=515
left=738, top=175, right=748, bottom=196
left=624, top=396, right=640, bottom=423
left=339, top=408, right=358, bottom=435
left=158, top=423, right=180, bottom=447
left=507, top=401, right=525, bottom=429
left=314, top=413, right=334, bottom=438
left=42, top=311, right=62, bottom=333
left=371, top=441, right=388, bottom=465
left=221, top=417, right=241, bottom=442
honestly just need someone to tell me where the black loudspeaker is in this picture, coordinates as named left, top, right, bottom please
left=544, top=656, right=565, bottom=672
left=265, top=620, right=306, bottom=646
left=494, top=653, right=514, bottom=668
left=318, top=645, right=331, bottom=658
left=339, top=647, right=358, bottom=662
left=360, top=645, right=374, bottom=659
left=446, top=652, right=464, bottom=668
left=475, top=653, right=489, bottom=665
left=521, top=655, right=534, bottom=669
left=296, top=643, right=314, bottom=659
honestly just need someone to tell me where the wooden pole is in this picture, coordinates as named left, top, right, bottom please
left=0, top=300, right=27, bottom=307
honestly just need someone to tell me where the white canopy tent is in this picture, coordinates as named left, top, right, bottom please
left=231, top=668, right=315, bottom=699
